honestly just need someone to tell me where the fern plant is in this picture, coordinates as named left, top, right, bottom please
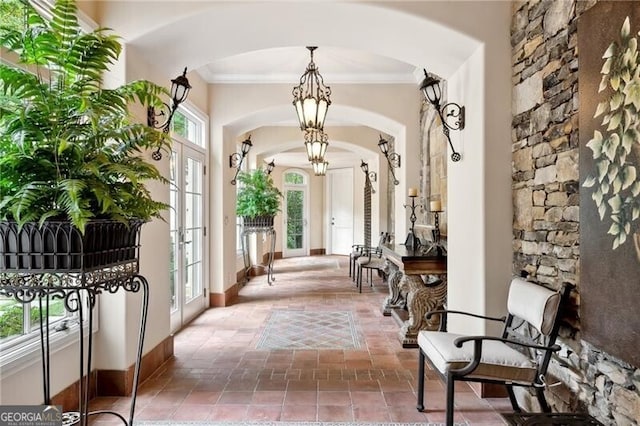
left=236, top=169, right=283, bottom=218
left=0, top=0, right=170, bottom=232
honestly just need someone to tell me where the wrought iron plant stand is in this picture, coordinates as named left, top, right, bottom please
left=240, top=216, right=276, bottom=285
left=0, top=220, right=150, bottom=426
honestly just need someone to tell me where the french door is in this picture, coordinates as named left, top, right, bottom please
left=169, top=144, right=207, bottom=333
left=283, top=185, right=308, bottom=257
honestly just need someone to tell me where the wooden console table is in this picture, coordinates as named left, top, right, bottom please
left=381, top=244, right=447, bottom=347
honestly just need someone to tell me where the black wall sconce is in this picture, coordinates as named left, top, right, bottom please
left=229, top=136, right=253, bottom=185
left=360, top=160, right=377, bottom=194
left=419, top=69, right=465, bottom=162
left=147, top=67, right=192, bottom=160
left=265, top=159, right=275, bottom=175
left=378, top=135, right=400, bottom=185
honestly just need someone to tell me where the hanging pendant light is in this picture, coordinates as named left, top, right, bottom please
left=292, top=46, right=332, bottom=132
left=312, top=159, right=328, bottom=176
left=304, top=129, right=329, bottom=162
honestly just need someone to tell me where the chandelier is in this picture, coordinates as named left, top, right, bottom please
left=304, top=129, right=329, bottom=163
left=292, top=46, right=331, bottom=132
left=312, top=159, right=329, bottom=176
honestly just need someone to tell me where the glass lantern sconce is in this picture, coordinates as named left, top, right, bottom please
left=360, top=160, right=377, bottom=194
left=265, top=159, right=275, bottom=175
left=419, top=69, right=465, bottom=162
left=147, top=67, right=192, bottom=161
left=378, top=135, right=400, bottom=185
left=229, top=136, right=253, bottom=185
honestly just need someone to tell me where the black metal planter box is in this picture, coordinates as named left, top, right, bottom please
left=0, top=219, right=144, bottom=273
left=242, top=215, right=275, bottom=228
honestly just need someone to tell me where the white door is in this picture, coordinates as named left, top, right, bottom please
left=283, top=184, right=308, bottom=258
left=169, top=145, right=207, bottom=333
left=328, top=168, right=354, bottom=255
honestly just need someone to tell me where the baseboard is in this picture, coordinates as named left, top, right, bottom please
left=51, top=372, right=97, bottom=412
left=261, top=252, right=282, bottom=263
left=310, top=248, right=326, bottom=256
left=470, top=382, right=508, bottom=398
left=210, top=279, right=240, bottom=307
left=51, top=335, right=174, bottom=409
left=96, top=335, right=174, bottom=397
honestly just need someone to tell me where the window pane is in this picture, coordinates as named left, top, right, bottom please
left=286, top=190, right=304, bottom=250
left=29, top=298, right=66, bottom=333
left=171, top=109, right=204, bottom=148
left=0, top=0, right=26, bottom=34
left=0, top=297, right=24, bottom=340
left=284, top=172, right=304, bottom=185
left=171, top=111, right=188, bottom=139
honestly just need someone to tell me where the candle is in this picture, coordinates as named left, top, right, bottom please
left=430, top=200, right=442, bottom=212
left=408, top=187, right=418, bottom=197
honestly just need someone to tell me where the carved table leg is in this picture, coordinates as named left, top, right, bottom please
left=381, top=261, right=404, bottom=315
left=398, top=274, right=447, bottom=347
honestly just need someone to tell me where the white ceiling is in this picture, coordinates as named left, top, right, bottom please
left=197, top=46, right=419, bottom=84
left=196, top=46, right=418, bottom=170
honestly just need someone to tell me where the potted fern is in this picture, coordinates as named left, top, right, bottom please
left=0, top=0, right=170, bottom=271
left=236, top=168, right=283, bottom=228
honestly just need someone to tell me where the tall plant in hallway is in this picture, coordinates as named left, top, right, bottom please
left=0, top=0, right=170, bottom=234
left=236, top=168, right=283, bottom=227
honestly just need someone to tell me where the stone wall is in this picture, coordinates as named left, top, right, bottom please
left=419, top=102, right=448, bottom=234
left=511, top=0, right=639, bottom=424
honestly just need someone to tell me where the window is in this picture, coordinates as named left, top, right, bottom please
left=171, top=109, right=204, bottom=148
left=236, top=160, right=249, bottom=252
left=0, top=0, right=93, bottom=371
left=285, top=172, right=305, bottom=185
left=0, top=0, right=26, bottom=34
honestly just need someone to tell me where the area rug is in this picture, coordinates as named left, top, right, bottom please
left=135, top=422, right=459, bottom=426
left=274, top=257, right=341, bottom=273
left=256, top=310, right=363, bottom=350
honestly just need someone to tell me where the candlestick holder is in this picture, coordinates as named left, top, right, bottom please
left=421, top=208, right=446, bottom=257
left=403, top=195, right=421, bottom=250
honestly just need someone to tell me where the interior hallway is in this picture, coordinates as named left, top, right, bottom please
left=90, top=255, right=510, bottom=425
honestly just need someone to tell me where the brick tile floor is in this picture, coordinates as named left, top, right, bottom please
left=89, top=255, right=511, bottom=425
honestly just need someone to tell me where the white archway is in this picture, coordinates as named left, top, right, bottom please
left=115, top=1, right=513, bottom=334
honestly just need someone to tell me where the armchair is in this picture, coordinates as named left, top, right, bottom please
left=416, top=278, right=573, bottom=426
left=349, top=232, right=389, bottom=283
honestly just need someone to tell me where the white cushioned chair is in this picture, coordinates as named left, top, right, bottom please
left=349, top=232, right=389, bottom=282
left=416, top=278, right=572, bottom=426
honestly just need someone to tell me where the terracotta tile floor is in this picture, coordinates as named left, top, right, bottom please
left=90, top=255, right=511, bottom=425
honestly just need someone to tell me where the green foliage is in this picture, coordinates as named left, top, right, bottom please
left=583, top=16, right=640, bottom=250
left=0, top=0, right=170, bottom=232
left=236, top=169, right=283, bottom=218
left=0, top=0, right=24, bottom=34
left=286, top=189, right=303, bottom=249
left=0, top=299, right=65, bottom=338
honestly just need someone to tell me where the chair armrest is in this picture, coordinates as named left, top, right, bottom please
left=454, top=335, right=561, bottom=353
left=362, top=247, right=383, bottom=258
left=425, top=309, right=506, bottom=332
left=447, top=335, right=560, bottom=377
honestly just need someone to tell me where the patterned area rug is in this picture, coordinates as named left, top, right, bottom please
left=256, top=310, right=363, bottom=350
